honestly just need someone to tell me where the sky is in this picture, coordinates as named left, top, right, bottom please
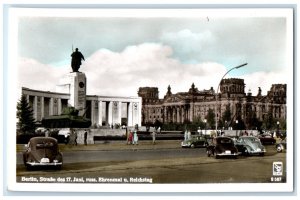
left=16, top=9, right=291, bottom=98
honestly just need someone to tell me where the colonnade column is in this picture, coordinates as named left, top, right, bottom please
left=49, top=98, right=54, bottom=116
left=91, top=100, right=95, bottom=125
left=107, top=102, right=112, bottom=126
left=57, top=98, right=62, bottom=115
left=98, top=101, right=103, bottom=126
left=127, top=102, right=133, bottom=127
left=177, top=107, right=180, bottom=123
left=117, top=101, right=122, bottom=125
left=33, top=96, right=38, bottom=120
left=41, top=97, right=44, bottom=119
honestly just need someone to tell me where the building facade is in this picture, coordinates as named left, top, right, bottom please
left=138, top=78, right=286, bottom=129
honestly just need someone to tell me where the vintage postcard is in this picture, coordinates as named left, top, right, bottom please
left=5, top=6, right=294, bottom=194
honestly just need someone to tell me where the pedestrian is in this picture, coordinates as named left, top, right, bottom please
left=158, top=126, right=161, bottom=134
left=197, top=127, right=201, bottom=136
left=133, top=131, right=138, bottom=145
left=74, top=129, right=78, bottom=146
left=184, top=130, right=188, bottom=141
left=128, top=131, right=133, bottom=145
left=152, top=131, right=156, bottom=145
left=187, top=130, right=191, bottom=140
left=84, top=130, right=88, bottom=145
left=45, top=129, right=50, bottom=137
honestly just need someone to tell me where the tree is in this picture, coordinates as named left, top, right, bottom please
left=262, top=111, right=275, bottom=130
left=16, top=95, right=36, bottom=135
left=206, top=108, right=215, bottom=129
left=245, top=109, right=261, bottom=130
left=221, top=105, right=232, bottom=129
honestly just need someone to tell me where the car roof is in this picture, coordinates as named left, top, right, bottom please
left=29, top=137, right=58, bottom=144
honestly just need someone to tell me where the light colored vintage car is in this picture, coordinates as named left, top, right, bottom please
left=235, top=136, right=266, bottom=156
left=181, top=135, right=209, bottom=148
left=23, top=137, right=63, bottom=170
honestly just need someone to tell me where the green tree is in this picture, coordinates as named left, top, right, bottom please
left=206, top=108, right=215, bottom=129
left=16, top=95, right=36, bottom=135
left=221, top=105, right=232, bottom=129
left=245, top=109, right=261, bottom=130
left=262, top=111, right=275, bottom=130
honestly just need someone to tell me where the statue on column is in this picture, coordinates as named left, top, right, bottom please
left=71, top=48, right=85, bottom=72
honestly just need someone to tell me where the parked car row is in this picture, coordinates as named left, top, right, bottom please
left=181, top=134, right=286, bottom=159
left=22, top=133, right=287, bottom=170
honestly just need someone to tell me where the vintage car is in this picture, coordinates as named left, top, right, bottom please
left=235, top=136, right=266, bottom=156
left=23, top=137, right=63, bottom=170
left=258, top=133, right=276, bottom=145
left=206, top=137, right=238, bottom=159
left=181, top=135, right=209, bottom=148
left=276, top=138, right=287, bottom=152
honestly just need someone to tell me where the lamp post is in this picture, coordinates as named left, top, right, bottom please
left=235, top=120, right=239, bottom=138
left=204, top=119, right=207, bottom=136
left=215, top=63, right=247, bottom=132
left=276, top=121, right=280, bottom=138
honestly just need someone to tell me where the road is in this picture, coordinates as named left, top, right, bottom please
left=16, top=144, right=287, bottom=184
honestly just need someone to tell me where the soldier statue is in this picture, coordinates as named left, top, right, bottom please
left=71, top=48, right=85, bottom=72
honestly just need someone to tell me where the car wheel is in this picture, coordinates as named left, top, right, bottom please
left=215, top=154, right=219, bottom=159
left=277, top=145, right=282, bottom=152
left=259, top=152, right=264, bottom=156
left=25, top=164, right=32, bottom=171
left=243, top=148, right=249, bottom=156
left=191, top=144, right=195, bottom=148
left=55, top=165, right=62, bottom=170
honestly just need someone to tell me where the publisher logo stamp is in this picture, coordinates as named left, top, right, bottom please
left=273, top=162, right=283, bottom=176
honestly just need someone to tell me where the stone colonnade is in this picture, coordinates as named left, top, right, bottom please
left=87, top=96, right=142, bottom=127
left=22, top=88, right=69, bottom=122
left=21, top=88, right=142, bottom=127
left=162, top=104, right=190, bottom=123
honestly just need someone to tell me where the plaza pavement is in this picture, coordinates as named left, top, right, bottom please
left=17, top=140, right=182, bottom=152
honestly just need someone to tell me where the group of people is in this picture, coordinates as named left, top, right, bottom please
left=65, top=129, right=88, bottom=146
left=127, top=130, right=139, bottom=145
left=127, top=130, right=158, bottom=145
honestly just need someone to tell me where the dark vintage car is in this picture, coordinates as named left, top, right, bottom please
left=23, top=137, right=63, bottom=170
left=276, top=138, right=287, bottom=152
left=181, top=135, right=209, bottom=148
left=206, top=137, right=238, bottom=159
left=258, top=134, right=276, bottom=145
left=234, top=136, right=266, bottom=156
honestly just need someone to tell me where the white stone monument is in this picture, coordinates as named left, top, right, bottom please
left=56, top=72, right=87, bottom=116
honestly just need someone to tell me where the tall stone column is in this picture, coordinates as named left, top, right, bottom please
left=127, top=102, right=133, bottom=127
left=49, top=98, right=54, bottom=116
left=177, top=107, right=180, bottom=123
left=33, top=96, right=38, bottom=120
left=91, top=100, right=95, bottom=125
left=98, top=101, right=103, bottom=126
left=41, top=97, right=44, bottom=119
left=118, top=102, right=122, bottom=125
left=57, top=98, right=62, bottom=115
left=107, top=102, right=113, bottom=127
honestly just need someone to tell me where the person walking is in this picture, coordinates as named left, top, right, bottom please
left=133, top=131, right=139, bottom=145
left=128, top=131, right=133, bottom=145
left=152, top=131, right=156, bottom=145
left=74, top=129, right=78, bottom=146
left=84, top=130, right=88, bottom=145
